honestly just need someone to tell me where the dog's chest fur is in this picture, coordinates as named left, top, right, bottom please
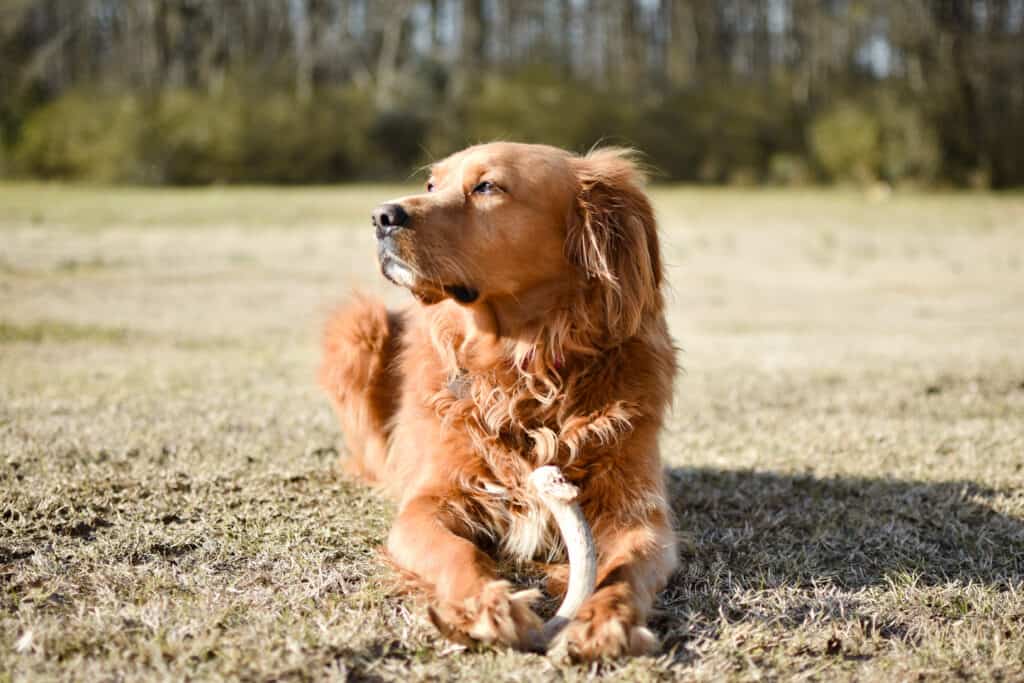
left=434, top=339, right=635, bottom=564
left=477, top=479, right=565, bottom=563
left=442, top=369, right=570, bottom=564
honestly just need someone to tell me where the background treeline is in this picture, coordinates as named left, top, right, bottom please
left=1, top=1, right=1022, bottom=187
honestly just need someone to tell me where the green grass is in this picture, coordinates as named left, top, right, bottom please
left=0, top=320, right=135, bottom=344
left=1, top=183, right=1023, bottom=681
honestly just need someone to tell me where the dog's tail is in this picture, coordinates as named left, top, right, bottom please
left=318, top=294, right=404, bottom=482
left=319, top=294, right=398, bottom=399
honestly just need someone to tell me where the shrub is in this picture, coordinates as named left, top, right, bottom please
left=13, top=91, right=146, bottom=182
left=632, top=83, right=800, bottom=183
left=461, top=66, right=627, bottom=154
left=367, top=109, right=429, bottom=176
left=7, top=79, right=946, bottom=188
left=12, top=84, right=386, bottom=184
left=148, top=86, right=378, bottom=184
left=768, top=153, right=813, bottom=186
left=146, top=88, right=247, bottom=184
left=626, top=92, right=705, bottom=181
left=875, top=95, right=941, bottom=185
left=238, top=87, right=374, bottom=183
left=809, top=102, right=882, bottom=183
left=810, top=96, right=942, bottom=186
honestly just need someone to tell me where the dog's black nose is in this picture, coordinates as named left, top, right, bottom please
left=373, top=203, right=409, bottom=239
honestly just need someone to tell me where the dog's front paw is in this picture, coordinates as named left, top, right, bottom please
left=556, top=591, right=658, bottom=661
left=428, top=580, right=543, bottom=651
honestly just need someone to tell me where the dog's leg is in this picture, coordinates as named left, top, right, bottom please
left=387, top=493, right=543, bottom=650
left=557, top=506, right=677, bottom=660
left=318, top=295, right=403, bottom=484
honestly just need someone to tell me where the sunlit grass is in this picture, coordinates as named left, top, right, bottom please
left=2, top=184, right=1022, bottom=681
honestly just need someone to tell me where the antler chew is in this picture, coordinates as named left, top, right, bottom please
left=528, top=465, right=597, bottom=646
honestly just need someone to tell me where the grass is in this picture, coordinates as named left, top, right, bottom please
left=1, top=182, right=1023, bottom=681
left=0, top=320, right=135, bottom=344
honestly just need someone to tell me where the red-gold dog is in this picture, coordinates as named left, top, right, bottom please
left=320, top=143, right=677, bottom=660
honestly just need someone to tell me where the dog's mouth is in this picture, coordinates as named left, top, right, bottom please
left=379, top=252, right=479, bottom=306
left=409, top=282, right=479, bottom=306
left=444, top=284, right=479, bottom=304
left=380, top=254, right=418, bottom=289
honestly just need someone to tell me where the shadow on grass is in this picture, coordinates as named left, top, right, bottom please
left=665, top=466, right=1024, bottom=588
left=334, top=466, right=1023, bottom=664
left=655, top=466, right=1024, bottom=652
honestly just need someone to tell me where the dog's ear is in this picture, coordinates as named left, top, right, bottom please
left=567, top=148, right=663, bottom=339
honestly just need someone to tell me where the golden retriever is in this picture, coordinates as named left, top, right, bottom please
left=319, top=142, right=677, bottom=660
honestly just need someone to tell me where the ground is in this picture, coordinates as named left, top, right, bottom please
left=1, top=184, right=1023, bottom=682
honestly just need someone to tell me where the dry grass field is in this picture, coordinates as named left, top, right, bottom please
left=2, top=184, right=1023, bottom=681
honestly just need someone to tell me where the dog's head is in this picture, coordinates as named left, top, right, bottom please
left=374, top=142, right=662, bottom=342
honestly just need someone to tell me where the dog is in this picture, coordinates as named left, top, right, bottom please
left=319, top=142, right=677, bottom=660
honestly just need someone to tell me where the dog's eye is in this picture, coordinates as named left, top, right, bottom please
left=472, top=181, right=498, bottom=195
left=426, top=181, right=435, bottom=193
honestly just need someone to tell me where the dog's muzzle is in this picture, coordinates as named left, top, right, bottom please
left=372, top=202, right=417, bottom=287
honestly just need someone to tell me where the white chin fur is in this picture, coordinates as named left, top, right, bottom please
left=383, top=259, right=417, bottom=288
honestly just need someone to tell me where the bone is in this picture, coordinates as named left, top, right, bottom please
left=528, top=465, right=598, bottom=647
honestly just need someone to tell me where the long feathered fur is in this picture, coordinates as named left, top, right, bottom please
left=319, top=143, right=679, bottom=659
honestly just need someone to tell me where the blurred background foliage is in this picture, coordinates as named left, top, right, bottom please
left=0, top=1, right=1022, bottom=187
